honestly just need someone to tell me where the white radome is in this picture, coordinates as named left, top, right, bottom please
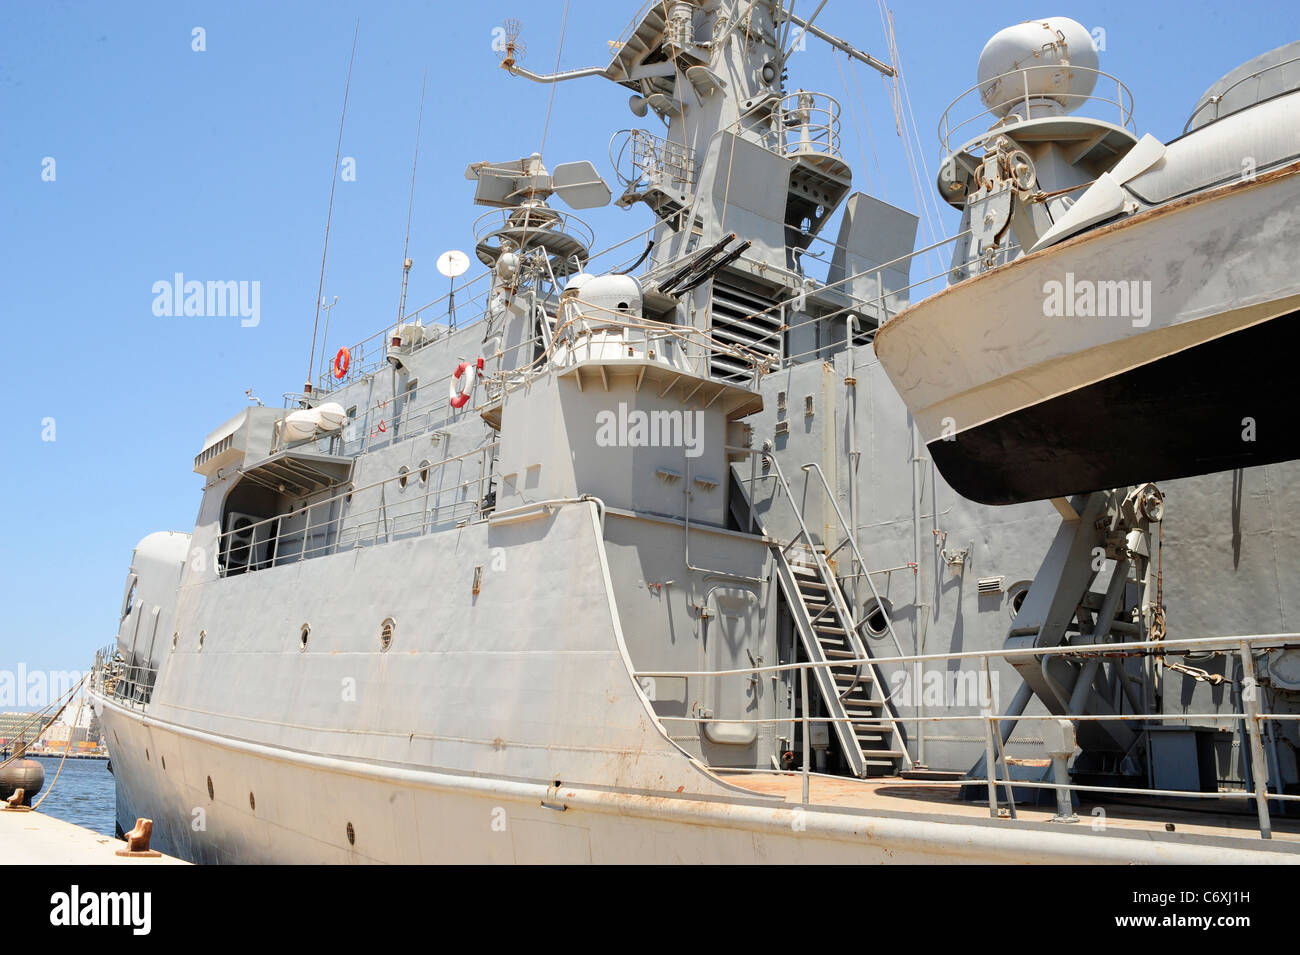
left=977, top=18, right=1099, bottom=117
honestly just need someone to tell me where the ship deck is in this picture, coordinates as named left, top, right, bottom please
left=719, top=770, right=1300, bottom=847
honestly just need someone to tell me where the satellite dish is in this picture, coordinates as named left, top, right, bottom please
left=437, top=250, right=470, bottom=278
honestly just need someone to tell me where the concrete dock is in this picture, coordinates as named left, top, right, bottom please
left=0, top=809, right=188, bottom=865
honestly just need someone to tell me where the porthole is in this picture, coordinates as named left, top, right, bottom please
left=1006, top=581, right=1032, bottom=619
left=198, top=629, right=206, bottom=650
left=380, top=617, right=396, bottom=652
left=249, top=791, right=256, bottom=811
left=863, top=598, right=893, bottom=638
left=170, top=631, right=179, bottom=651
left=207, top=776, right=214, bottom=800
left=398, top=466, right=409, bottom=490
left=300, top=623, right=311, bottom=651
left=418, top=459, right=431, bottom=485
left=346, top=821, right=356, bottom=846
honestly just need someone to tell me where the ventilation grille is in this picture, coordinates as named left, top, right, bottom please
left=194, top=433, right=234, bottom=471
left=708, top=277, right=783, bottom=382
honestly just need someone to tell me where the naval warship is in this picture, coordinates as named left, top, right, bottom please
left=91, top=3, right=1300, bottom=863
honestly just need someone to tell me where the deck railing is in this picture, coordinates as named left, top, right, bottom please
left=774, top=90, right=843, bottom=161
left=95, top=643, right=157, bottom=709
left=215, top=441, right=500, bottom=578
left=1183, top=54, right=1300, bottom=132
left=303, top=225, right=658, bottom=401
left=634, top=632, right=1300, bottom=839
left=939, top=64, right=1136, bottom=155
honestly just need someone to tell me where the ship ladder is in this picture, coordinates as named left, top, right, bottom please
left=773, top=543, right=909, bottom=778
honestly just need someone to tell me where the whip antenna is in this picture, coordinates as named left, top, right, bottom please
left=305, top=20, right=359, bottom=397
left=397, top=70, right=427, bottom=324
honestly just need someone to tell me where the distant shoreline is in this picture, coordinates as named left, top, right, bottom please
left=20, top=752, right=109, bottom=761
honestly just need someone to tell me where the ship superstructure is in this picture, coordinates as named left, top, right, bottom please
left=91, top=3, right=1300, bottom=863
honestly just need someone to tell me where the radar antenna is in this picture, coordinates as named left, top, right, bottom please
left=495, top=18, right=526, bottom=69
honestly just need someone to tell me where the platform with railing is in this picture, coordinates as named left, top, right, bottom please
left=215, top=440, right=500, bottom=578
left=635, top=631, right=1300, bottom=840
left=939, top=63, right=1136, bottom=156
left=773, top=90, right=843, bottom=161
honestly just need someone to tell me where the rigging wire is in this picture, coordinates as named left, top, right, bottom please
left=0, top=674, right=88, bottom=772
left=512, top=0, right=572, bottom=313
left=32, top=682, right=88, bottom=812
left=876, top=3, right=945, bottom=289
left=831, top=49, right=872, bottom=195
left=535, top=0, right=571, bottom=161
left=306, top=20, right=360, bottom=396
left=846, top=58, right=886, bottom=201
left=890, top=4, right=950, bottom=246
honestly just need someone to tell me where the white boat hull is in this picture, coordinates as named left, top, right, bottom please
left=874, top=161, right=1300, bottom=504
left=94, top=695, right=1298, bottom=864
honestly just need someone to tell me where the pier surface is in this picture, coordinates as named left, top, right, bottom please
left=0, top=809, right=188, bottom=865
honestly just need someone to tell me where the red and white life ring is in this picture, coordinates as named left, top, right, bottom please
left=332, top=347, right=350, bottom=379
left=449, top=357, right=484, bottom=409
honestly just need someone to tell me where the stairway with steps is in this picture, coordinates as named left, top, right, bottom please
left=775, top=547, right=908, bottom=777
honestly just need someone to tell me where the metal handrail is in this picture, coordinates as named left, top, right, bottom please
left=746, top=449, right=877, bottom=699
left=799, top=462, right=907, bottom=660
left=312, top=275, right=495, bottom=393
left=939, top=64, right=1136, bottom=155
left=285, top=332, right=549, bottom=458
left=473, top=206, right=596, bottom=255
left=552, top=297, right=772, bottom=385
left=635, top=632, right=1300, bottom=676
left=215, top=441, right=500, bottom=577
left=634, top=631, right=1300, bottom=833
left=307, top=225, right=659, bottom=398
left=1182, top=55, right=1300, bottom=132
left=616, top=128, right=698, bottom=191
left=774, top=90, right=843, bottom=159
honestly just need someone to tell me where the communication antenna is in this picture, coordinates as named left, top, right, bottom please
left=437, top=250, right=470, bottom=330
left=317, top=294, right=338, bottom=382
left=305, top=20, right=360, bottom=397
left=397, top=71, right=427, bottom=324
left=495, top=18, right=526, bottom=68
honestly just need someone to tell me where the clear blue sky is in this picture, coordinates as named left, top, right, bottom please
left=2, top=1, right=1296, bottom=690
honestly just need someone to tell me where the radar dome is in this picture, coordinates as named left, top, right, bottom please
left=977, top=18, right=1099, bottom=118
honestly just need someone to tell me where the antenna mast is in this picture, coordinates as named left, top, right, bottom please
left=397, top=71, right=428, bottom=324
left=305, top=20, right=360, bottom=397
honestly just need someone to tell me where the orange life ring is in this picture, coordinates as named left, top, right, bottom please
left=333, top=347, right=351, bottom=379
left=449, top=357, right=484, bottom=409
